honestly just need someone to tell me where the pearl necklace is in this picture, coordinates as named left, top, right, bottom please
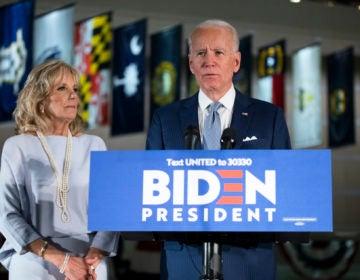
left=36, top=130, right=72, bottom=223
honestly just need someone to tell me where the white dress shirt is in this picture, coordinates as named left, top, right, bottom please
left=198, top=85, right=236, bottom=144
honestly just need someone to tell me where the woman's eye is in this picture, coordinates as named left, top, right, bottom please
left=57, top=86, right=66, bottom=91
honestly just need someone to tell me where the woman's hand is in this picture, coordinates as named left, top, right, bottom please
left=85, top=247, right=107, bottom=267
left=63, top=255, right=91, bottom=280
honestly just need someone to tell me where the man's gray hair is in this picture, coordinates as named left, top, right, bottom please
left=188, top=19, right=239, bottom=53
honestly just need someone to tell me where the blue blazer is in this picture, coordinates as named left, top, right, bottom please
left=146, top=90, right=291, bottom=150
left=146, top=90, right=290, bottom=280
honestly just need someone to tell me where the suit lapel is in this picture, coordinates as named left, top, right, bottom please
left=177, top=91, right=253, bottom=149
left=179, top=93, right=199, bottom=137
left=230, top=91, right=253, bottom=149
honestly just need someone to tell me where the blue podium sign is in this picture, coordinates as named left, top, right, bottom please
left=88, top=150, right=332, bottom=232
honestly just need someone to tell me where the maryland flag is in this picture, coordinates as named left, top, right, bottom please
left=257, top=39, right=286, bottom=109
left=327, top=47, right=355, bottom=148
left=150, top=25, right=182, bottom=120
left=74, top=12, right=112, bottom=129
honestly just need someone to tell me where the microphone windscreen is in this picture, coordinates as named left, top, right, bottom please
left=221, top=128, right=236, bottom=149
left=184, top=125, right=200, bottom=150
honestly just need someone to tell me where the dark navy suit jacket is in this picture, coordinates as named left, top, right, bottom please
left=146, top=90, right=291, bottom=150
left=146, top=89, right=291, bottom=280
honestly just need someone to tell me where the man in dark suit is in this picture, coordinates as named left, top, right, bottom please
left=146, top=19, right=290, bottom=280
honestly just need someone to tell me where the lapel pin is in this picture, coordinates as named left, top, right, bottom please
left=242, top=112, right=248, bottom=116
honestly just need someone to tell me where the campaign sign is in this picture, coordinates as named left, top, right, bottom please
left=88, top=150, right=332, bottom=232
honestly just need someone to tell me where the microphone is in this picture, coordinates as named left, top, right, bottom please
left=184, top=125, right=200, bottom=150
left=220, top=128, right=236, bottom=150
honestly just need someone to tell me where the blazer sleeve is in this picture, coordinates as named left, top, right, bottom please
left=146, top=109, right=164, bottom=150
left=0, top=139, right=41, bottom=254
left=272, top=107, right=291, bottom=149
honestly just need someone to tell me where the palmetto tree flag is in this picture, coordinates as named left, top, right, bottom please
left=327, top=47, right=355, bottom=148
left=111, top=18, right=147, bottom=136
left=292, top=44, right=322, bottom=148
left=0, top=0, right=34, bottom=122
left=234, top=34, right=252, bottom=96
left=74, top=12, right=112, bottom=129
left=34, top=4, right=75, bottom=66
left=150, top=24, right=182, bottom=121
left=257, top=39, right=285, bottom=110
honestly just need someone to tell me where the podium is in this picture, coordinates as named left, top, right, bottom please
left=88, top=150, right=332, bottom=279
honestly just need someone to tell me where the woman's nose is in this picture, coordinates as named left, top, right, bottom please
left=69, top=91, right=77, bottom=99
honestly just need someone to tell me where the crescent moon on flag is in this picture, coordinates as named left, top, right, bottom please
left=130, top=35, right=143, bottom=56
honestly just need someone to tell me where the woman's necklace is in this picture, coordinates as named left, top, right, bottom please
left=36, top=129, right=72, bottom=223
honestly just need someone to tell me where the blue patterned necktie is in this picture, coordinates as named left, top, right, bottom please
left=203, top=102, right=222, bottom=150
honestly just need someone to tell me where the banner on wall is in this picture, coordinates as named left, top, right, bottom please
left=234, top=34, right=252, bottom=96
left=0, top=0, right=34, bottom=122
left=34, top=4, right=74, bottom=66
left=186, top=44, right=199, bottom=97
left=292, top=44, right=322, bottom=148
left=327, top=47, right=355, bottom=148
left=111, top=18, right=147, bottom=136
left=257, top=39, right=285, bottom=109
left=150, top=25, right=182, bottom=121
left=74, top=12, right=112, bottom=129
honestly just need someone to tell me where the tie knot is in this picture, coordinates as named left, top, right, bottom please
left=209, top=101, right=222, bottom=113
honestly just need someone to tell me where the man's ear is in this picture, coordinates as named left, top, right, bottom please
left=234, top=51, right=241, bottom=73
left=188, top=54, right=194, bottom=74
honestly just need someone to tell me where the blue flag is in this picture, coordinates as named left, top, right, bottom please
left=0, top=0, right=34, bottom=122
left=327, top=47, right=355, bottom=148
left=34, top=4, right=75, bottom=66
left=186, top=44, right=198, bottom=97
left=150, top=25, right=182, bottom=120
left=111, top=19, right=147, bottom=136
left=234, top=34, right=252, bottom=96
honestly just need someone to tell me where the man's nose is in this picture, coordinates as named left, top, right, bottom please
left=203, top=52, right=216, bottom=66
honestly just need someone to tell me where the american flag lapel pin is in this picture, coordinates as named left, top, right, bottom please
left=242, top=112, right=248, bottom=116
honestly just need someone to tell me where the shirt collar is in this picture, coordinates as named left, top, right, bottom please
left=198, top=85, right=236, bottom=111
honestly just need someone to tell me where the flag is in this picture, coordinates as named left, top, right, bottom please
left=150, top=25, right=182, bottom=120
left=74, top=12, right=112, bottom=129
left=186, top=66, right=199, bottom=97
left=257, top=39, right=285, bottom=109
left=234, top=34, right=252, bottom=96
left=34, top=4, right=74, bottom=66
left=327, top=47, right=355, bottom=148
left=0, top=0, right=34, bottom=122
left=111, top=19, right=147, bottom=136
left=292, top=44, right=322, bottom=148
left=186, top=43, right=198, bottom=97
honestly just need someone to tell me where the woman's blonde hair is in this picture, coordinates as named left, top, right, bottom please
left=13, top=60, right=84, bottom=135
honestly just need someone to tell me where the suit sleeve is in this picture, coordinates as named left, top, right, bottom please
left=146, top=110, right=164, bottom=150
left=272, top=107, right=291, bottom=149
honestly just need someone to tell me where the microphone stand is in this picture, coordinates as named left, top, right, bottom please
left=184, top=125, right=222, bottom=279
left=200, top=128, right=236, bottom=280
left=200, top=240, right=223, bottom=280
